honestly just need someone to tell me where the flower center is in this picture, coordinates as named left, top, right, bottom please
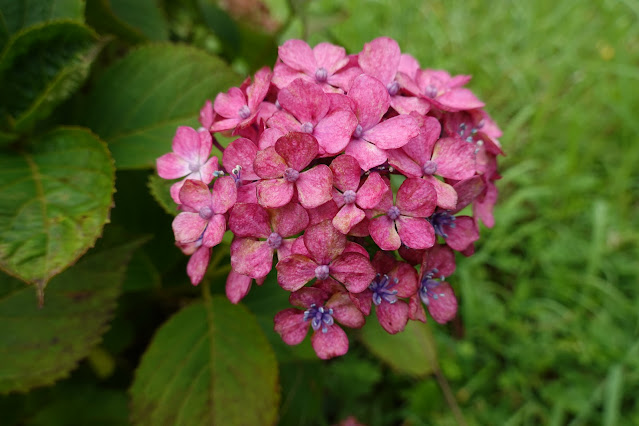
left=238, top=105, right=251, bottom=119
left=301, top=122, right=314, bottom=134
left=314, top=264, right=330, bottom=280
left=419, top=269, right=445, bottom=305
left=353, top=124, right=363, bottom=139
left=267, top=232, right=282, bottom=249
left=387, top=80, right=400, bottom=96
left=199, top=206, right=213, bottom=220
left=422, top=160, right=438, bottom=175
left=369, top=274, right=399, bottom=305
left=425, top=84, right=438, bottom=99
left=284, top=167, right=300, bottom=182
left=343, top=190, right=357, bottom=204
left=315, top=67, right=328, bottom=82
left=387, top=206, right=401, bottom=220
left=304, top=304, right=334, bottom=333
left=231, top=165, right=242, bottom=187
left=188, top=162, right=201, bottom=173
left=428, top=211, right=456, bottom=238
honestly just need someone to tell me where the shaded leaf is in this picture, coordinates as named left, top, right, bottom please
left=148, top=174, right=178, bottom=216
left=0, top=0, right=84, bottom=37
left=0, top=127, right=115, bottom=287
left=130, top=295, right=279, bottom=426
left=85, top=0, right=167, bottom=44
left=0, top=239, right=143, bottom=393
left=81, top=44, right=240, bottom=169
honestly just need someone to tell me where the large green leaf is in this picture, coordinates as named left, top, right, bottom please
left=0, top=127, right=115, bottom=288
left=0, top=240, right=142, bottom=393
left=130, top=295, right=280, bottom=426
left=82, top=44, right=240, bottom=169
left=148, top=174, right=178, bottom=216
left=85, top=0, right=167, bottom=43
left=0, top=0, right=84, bottom=37
left=0, top=21, right=100, bottom=133
left=359, top=319, right=436, bottom=377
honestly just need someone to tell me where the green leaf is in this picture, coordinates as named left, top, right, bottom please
left=130, top=295, right=280, bottom=426
left=148, top=174, right=178, bottom=216
left=0, top=239, right=142, bottom=393
left=0, top=21, right=100, bottom=133
left=0, top=0, right=84, bottom=37
left=359, top=319, right=436, bottom=377
left=85, top=0, right=167, bottom=44
left=81, top=44, right=240, bottom=169
left=0, top=127, right=115, bottom=288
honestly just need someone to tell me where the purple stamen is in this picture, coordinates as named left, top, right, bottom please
left=343, top=190, right=357, bottom=204
left=419, top=269, right=446, bottom=306
left=231, top=165, right=242, bottom=186
left=284, top=168, right=300, bottom=182
left=429, top=211, right=456, bottom=238
left=315, top=67, right=328, bottom=82
left=387, top=206, right=401, bottom=221
left=188, top=163, right=201, bottom=173
left=422, top=160, right=438, bottom=175
left=353, top=124, right=363, bottom=139
left=301, top=122, right=314, bottom=134
left=238, top=105, right=251, bottom=119
left=425, top=84, right=438, bottom=98
left=315, top=264, right=330, bottom=280
left=304, top=304, right=334, bottom=333
left=267, top=232, right=282, bottom=249
left=387, top=81, right=400, bottom=96
left=369, top=273, right=399, bottom=305
left=199, top=206, right=213, bottom=220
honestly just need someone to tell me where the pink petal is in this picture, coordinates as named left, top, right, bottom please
left=344, top=242, right=369, bottom=257
left=178, top=179, right=211, bottom=211
left=386, top=148, right=422, bottom=178
left=422, top=244, right=456, bottom=277
left=358, top=37, right=400, bottom=85
left=397, top=246, right=425, bottom=266
left=473, top=182, right=497, bottom=228
left=172, top=126, right=201, bottom=163
left=271, top=201, right=309, bottom=237
left=237, top=181, right=258, bottom=204
left=257, top=178, right=294, bottom=208
left=202, top=214, right=226, bottom=247
left=396, top=178, right=437, bottom=218
left=210, top=176, right=237, bottom=214
left=332, top=203, right=365, bottom=234
left=401, top=116, right=441, bottom=164
left=393, top=262, right=420, bottom=297
left=170, top=179, right=186, bottom=205
left=271, top=61, right=308, bottom=89
left=431, top=137, right=476, bottom=180
left=330, top=155, right=361, bottom=193
left=278, top=78, right=329, bottom=125
left=278, top=39, right=317, bottom=74
left=197, top=130, right=213, bottom=162
left=274, top=309, right=309, bottom=345
left=327, top=65, right=362, bottom=92
left=258, top=127, right=284, bottom=150
left=265, top=110, right=300, bottom=134
left=157, top=152, right=190, bottom=179
left=369, top=215, right=401, bottom=251
left=276, top=238, right=294, bottom=261
left=213, top=87, right=247, bottom=118
left=296, top=165, right=333, bottom=209
left=290, top=286, right=330, bottom=309
left=226, top=270, right=253, bottom=303
left=398, top=53, right=420, bottom=78
left=345, top=138, right=388, bottom=171
left=453, top=176, right=486, bottom=213
left=349, top=74, right=390, bottom=130
left=187, top=246, right=211, bottom=285
left=435, top=88, right=485, bottom=112
left=230, top=238, right=273, bottom=278
left=276, top=254, right=318, bottom=291
left=349, top=290, right=372, bottom=316
left=199, top=156, right=219, bottom=184
left=253, top=146, right=287, bottom=179
left=222, top=138, right=258, bottom=180
left=311, top=325, right=349, bottom=359
left=445, top=215, right=479, bottom=252
left=209, top=117, right=241, bottom=133
left=313, top=109, right=359, bottom=155
left=427, top=282, right=458, bottom=323
left=390, top=95, right=430, bottom=115
left=290, top=236, right=310, bottom=257
left=313, top=42, right=349, bottom=74
left=199, top=100, right=214, bottom=129
left=307, top=200, right=339, bottom=225
left=304, top=220, right=346, bottom=265
left=426, top=176, right=458, bottom=210
left=326, top=292, right=365, bottom=328
left=376, top=300, right=409, bottom=334
left=396, top=216, right=435, bottom=249
left=408, top=294, right=427, bottom=323
left=330, top=252, right=376, bottom=293
left=372, top=250, right=397, bottom=274
left=355, top=172, right=387, bottom=209
left=172, top=212, right=207, bottom=244
left=275, top=132, right=319, bottom=171
left=228, top=203, right=270, bottom=238
left=246, top=66, right=272, bottom=111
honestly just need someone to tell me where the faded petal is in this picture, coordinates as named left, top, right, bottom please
left=271, top=201, right=310, bottom=237
left=364, top=115, right=420, bottom=150
left=257, top=178, right=294, bottom=208
left=304, top=220, right=346, bottom=265
left=230, top=238, right=273, bottom=278
left=199, top=100, right=214, bottom=129
left=275, top=132, right=319, bottom=171
left=408, top=294, right=427, bottom=323
left=453, top=176, right=485, bottom=213
left=436, top=88, right=484, bottom=112
left=330, top=155, right=361, bottom=193
left=402, top=116, right=441, bottom=164
left=307, top=200, right=339, bottom=225
left=246, top=66, right=272, bottom=111
left=326, top=292, right=365, bottom=328
left=229, top=203, right=270, bottom=238
left=179, top=179, right=211, bottom=211
left=396, top=178, right=437, bottom=217
left=386, top=148, right=422, bottom=178
left=330, top=252, right=376, bottom=293
left=393, top=261, right=420, bottom=297
left=201, top=214, right=226, bottom=247
left=396, top=216, right=435, bottom=249
left=426, top=177, right=458, bottom=211
left=173, top=212, right=207, bottom=244
left=226, top=270, right=253, bottom=304
left=296, top=165, right=333, bottom=209
left=290, top=286, right=330, bottom=309
left=390, top=95, right=430, bottom=115
left=369, top=215, right=401, bottom=251
left=311, top=324, right=348, bottom=359
left=376, top=300, right=409, bottom=334
left=274, top=308, right=309, bottom=345
left=276, top=254, right=318, bottom=291
left=333, top=204, right=365, bottom=234
left=422, top=244, right=456, bottom=277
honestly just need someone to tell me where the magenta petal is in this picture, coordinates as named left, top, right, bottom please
left=257, top=178, right=294, bottom=208
left=265, top=110, right=300, bottom=134
left=436, top=88, right=484, bottom=111
left=453, top=176, right=486, bottom=213
left=199, top=100, right=214, bottom=129
left=313, top=42, right=349, bottom=74
left=202, top=214, right=226, bottom=247
left=422, top=244, right=456, bottom=277
left=427, top=282, right=458, bottom=323
left=314, top=109, right=359, bottom=155
left=426, top=177, right=457, bottom=210
left=246, top=66, right=272, bottom=111
left=223, top=138, right=258, bottom=180
left=386, top=148, right=422, bottom=178
left=214, top=87, right=246, bottom=118
left=209, top=117, right=241, bottom=133
left=210, top=176, right=237, bottom=214
left=274, top=309, right=309, bottom=345
left=296, top=165, right=333, bottom=209
left=229, top=203, right=270, bottom=238
left=345, top=138, right=388, bottom=171
left=393, top=262, right=420, bottom=297
left=396, top=216, right=435, bottom=249
left=446, top=216, right=479, bottom=251
left=278, top=39, right=317, bottom=74
left=431, top=137, right=476, bottom=180
left=230, top=238, right=273, bottom=278
left=275, top=132, right=319, bottom=171
left=179, top=179, right=211, bottom=211
left=226, top=270, right=253, bottom=303
left=290, top=286, right=330, bottom=309
left=311, top=325, right=348, bottom=359
left=473, top=183, right=498, bottom=228
left=359, top=37, right=400, bottom=85
left=307, top=200, right=339, bottom=225
left=237, top=181, right=258, bottom=204
left=199, top=157, right=219, bottom=184
left=408, top=294, right=427, bottom=323
left=170, top=180, right=185, bottom=204
left=254, top=146, right=287, bottom=179
left=402, top=116, right=441, bottom=164
left=187, top=246, right=210, bottom=286
left=290, top=236, right=310, bottom=257
left=344, top=242, right=369, bottom=257
left=365, top=115, right=420, bottom=150
left=304, top=220, right=346, bottom=265
left=349, top=75, right=390, bottom=130
left=390, top=95, right=430, bottom=116
left=197, top=130, right=213, bottom=162
left=258, top=127, right=284, bottom=150
left=330, top=155, right=361, bottom=192
left=356, top=172, right=387, bottom=209
left=157, top=153, right=190, bottom=179
left=332, top=204, right=365, bottom=234
left=326, top=292, right=365, bottom=328
left=399, top=53, right=420, bottom=77
left=278, top=78, right=329, bottom=125
left=376, top=300, right=409, bottom=334
left=369, top=215, right=401, bottom=251
left=330, top=252, right=376, bottom=293
left=271, top=202, right=309, bottom=237
left=396, top=178, right=437, bottom=217
left=172, top=212, right=207, bottom=244
left=276, top=254, right=318, bottom=291
left=349, top=290, right=372, bottom=315
left=172, top=126, right=201, bottom=163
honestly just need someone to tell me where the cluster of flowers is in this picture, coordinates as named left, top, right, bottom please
left=156, top=37, right=503, bottom=359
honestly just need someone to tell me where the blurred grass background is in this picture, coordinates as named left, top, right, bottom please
left=290, top=0, right=639, bottom=424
